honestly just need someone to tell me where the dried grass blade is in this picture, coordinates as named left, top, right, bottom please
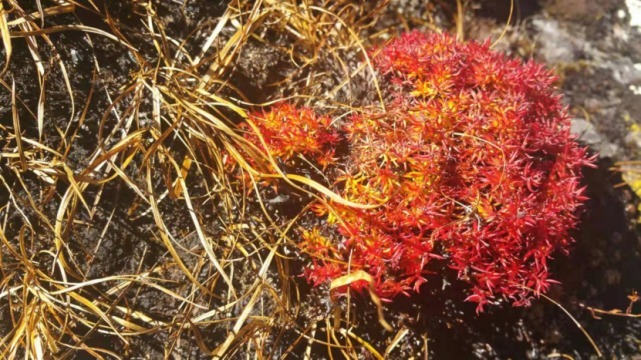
left=12, top=25, right=138, bottom=52
left=309, top=5, right=385, bottom=110
left=194, top=9, right=230, bottom=64
left=5, top=312, right=27, bottom=357
left=337, top=328, right=384, bottom=360
left=7, top=3, right=75, bottom=26
left=111, top=307, right=161, bottom=330
left=0, top=2, right=11, bottom=74
left=60, top=163, right=91, bottom=214
left=11, top=78, right=26, bottom=170
left=211, top=234, right=280, bottom=358
left=279, top=173, right=382, bottom=210
left=198, top=2, right=267, bottom=88
left=53, top=181, right=82, bottom=279
left=36, top=319, right=59, bottom=354
left=491, top=0, right=514, bottom=48
left=171, top=156, right=192, bottom=197
left=35, top=0, right=44, bottom=27
left=145, top=166, right=212, bottom=296
left=32, top=331, right=44, bottom=360
left=81, top=129, right=145, bottom=175
left=330, top=270, right=392, bottom=331
left=384, top=328, right=409, bottom=357
left=64, top=291, right=128, bottom=343
left=171, top=156, right=237, bottom=298
left=534, top=289, right=602, bottom=357
left=50, top=276, right=203, bottom=311
left=18, top=20, right=46, bottom=137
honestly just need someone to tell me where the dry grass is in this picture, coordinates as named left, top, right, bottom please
left=0, top=0, right=443, bottom=358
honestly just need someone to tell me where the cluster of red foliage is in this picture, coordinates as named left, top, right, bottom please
left=242, top=103, right=340, bottom=168
left=247, top=32, right=594, bottom=311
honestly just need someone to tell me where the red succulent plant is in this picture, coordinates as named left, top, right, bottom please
left=242, top=103, right=340, bottom=168
left=245, top=31, right=595, bottom=312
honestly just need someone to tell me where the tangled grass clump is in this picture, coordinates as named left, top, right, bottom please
left=249, top=32, right=595, bottom=312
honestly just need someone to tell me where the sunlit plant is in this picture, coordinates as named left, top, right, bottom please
left=242, top=103, right=340, bottom=168
left=245, top=31, right=595, bottom=311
